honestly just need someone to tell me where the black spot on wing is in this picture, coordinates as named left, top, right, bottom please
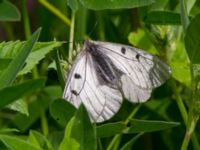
left=74, top=73, right=81, bottom=79
left=71, top=90, right=79, bottom=96
left=136, top=53, right=140, bottom=60
left=121, top=47, right=126, bottom=54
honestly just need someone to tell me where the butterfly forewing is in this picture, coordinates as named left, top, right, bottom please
left=63, top=50, right=122, bottom=122
left=63, top=40, right=171, bottom=122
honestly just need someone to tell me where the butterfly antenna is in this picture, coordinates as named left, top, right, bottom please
left=87, top=21, right=98, bottom=38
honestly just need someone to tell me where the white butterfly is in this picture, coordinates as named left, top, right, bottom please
left=63, top=40, right=171, bottom=123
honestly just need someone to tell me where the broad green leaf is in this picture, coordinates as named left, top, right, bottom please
left=67, top=0, right=79, bottom=11
left=144, top=11, right=181, bottom=25
left=59, top=118, right=80, bottom=150
left=43, top=86, right=62, bottom=100
left=0, top=78, right=45, bottom=109
left=0, top=28, right=41, bottom=89
left=0, top=59, right=11, bottom=71
left=28, top=130, right=54, bottom=150
left=0, top=135, right=42, bottom=150
left=7, top=98, right=29, bottom=115
left=71, top=105, right=97, bottom=150
left=128, top=30, right=157, bottom=54
left=80, top=0, right=154, bottom=10
left=50, top=99, right=76, bottom=127
left=12, top=93, right=50, bottom=131
left=171, top=62, right=191, bottom=86
left=124, top=119, right=180, bottom=133
left=0, top=0, right=20, bottom=21
left=170, top=41, right=190, bottom=85
left=96, top=122, right=126, bottom=138
left=120, top=133, right=144, bottom=150
left=185, top=13, right=200, bottom=64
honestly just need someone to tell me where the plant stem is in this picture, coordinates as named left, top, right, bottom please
left=181, top=115, right=199, bottom=150
left=21, top=0, right=31, bottom=39
left=68, top=11, right=75, bottom=63
left=172, top=80, right=187, bottom=123
left=40, top=110, right=49, bottom=136
left=55, top=48, right=65, bottom=90
left=107, top=105, right=141, bottom=150
left=172, top=80, right=200, bottom=150
left=38, top=0, right=71, bottom=27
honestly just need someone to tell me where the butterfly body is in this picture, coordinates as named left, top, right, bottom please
left=63, top=40, right=171, bottom=122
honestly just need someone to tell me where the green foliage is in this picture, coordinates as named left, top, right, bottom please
left=96, top=122, right=126, bottom=137
left=70, top=105, right=97, bottom=150
left=144, top=11, right=181, bottom=25
left=0, top=28, right=41, bottom=88
left=0, top=135, right=42, bottom=150
left=0, top=0, right=20, bottom=21
left=80, top=0, right=154, bottom=10
left=0, top=0, right=200, bottom=150
left=50, top=99, right=76, bottom=127
left=0, top=78, right=45, bottom=108
left=185, top=13, right=200, bottom=64
left=124, top=119, right=180, bottom=133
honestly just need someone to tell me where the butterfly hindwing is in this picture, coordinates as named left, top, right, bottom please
left=91, top=41, right=170, bottom=102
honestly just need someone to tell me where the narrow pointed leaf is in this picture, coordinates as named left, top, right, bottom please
left=0, top=78, right=45, bottom=108
left=124, top=119, right=180, bottom=133
left=0, top=28, right=41, bottom=89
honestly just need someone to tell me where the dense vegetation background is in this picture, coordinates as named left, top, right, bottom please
left=0, top=0, right=200, bottom=149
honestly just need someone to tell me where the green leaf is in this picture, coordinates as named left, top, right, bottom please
left=43, top=86, right=62, bottom=100
left=0, top=135, right=42, bottom=150
left=171, top=62, right=191, bottom=86
left=120, top=133, right=144, bottom=150
left=71, top=105, right=97, bottom=150
left=59, top=118, right=80, bottom=150
left=50, top=99, right=76, bottom=127
left=12, top=93, right=50, bottom=131
left=28, top=130, right=54, bottom=150
left=128, top=30, right=157, bottom=54
left=96, top=122, right=126, bottom=138
left=170, top=41, right=191, bottom=85
left=0, top=28, right=41, bottom=89
left=80, top=0, right=154, bottom=10
left=7, top=98, right=29, bottom=115
left=180, top=0, right=190, bottom=32
left=0, top=0, right=20, bottom=21
left=190, top=0, right=200, bottom=16
left=124, top=119, right=180, bottom=133
left=144, top=11, right=181, bottom=25
left=0, top=128, right=19, bottom=134
left=19, top=41, right=64, bottom=75
left=0, top=41, right=64, bottom=75
left=0, top=59, right=11, bottom=71
left=0, top=78, right=45, bottom=109
left=185, top=13, right=200, bottom=64
left=67, top=0, right=79, bottom=11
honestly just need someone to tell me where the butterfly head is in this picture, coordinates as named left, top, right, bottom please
left=84, top=40, right=99, bottom=55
